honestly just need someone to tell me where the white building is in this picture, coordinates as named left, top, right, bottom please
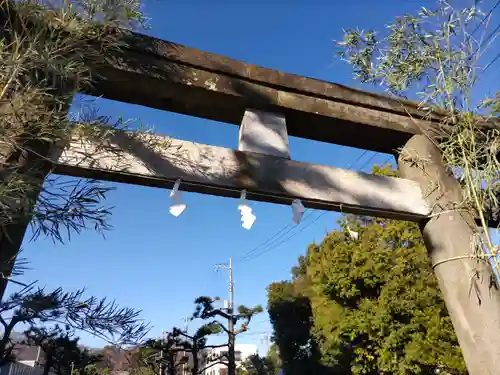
left=199, top=344, right=258, bottom=375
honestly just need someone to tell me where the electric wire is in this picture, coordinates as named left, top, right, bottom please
left=235, top=149, right=372, bottom=262
left=471, top=0, right=500, bottom=36
left=237, top=153, right=394, bottom=263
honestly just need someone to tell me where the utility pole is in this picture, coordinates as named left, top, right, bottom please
left=262, top=330, right=271, bottom=355
left=228, top=257, right=235, bottom=375
left=159, top=330, right=164, bottom=375
left=182, top=314, right=189, bottom=375
left=215, top=257, right=236, bottom=375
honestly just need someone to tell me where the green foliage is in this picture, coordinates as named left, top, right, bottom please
left=173, top=322, right=222, bottom=350
left=0, top=0, right=154, bottom=272
left=338, top=3, right=482, bottom=103
left=268, top=166, right=467, bottom=375
left=237, top=354, right=277, bottom=375
left=194, top=322, right=223, bottom=338
left=238, top=304, right=264, bottom=318
left=337, top=0, right=499, bottom=274
left=191, top=296, right=262, bottom=375
left=265, top=344, right=281, bottom=375
left=312, top=219, right=465, bottom=374
left=24, top=326, right=102, bottom=375
left=267, top=279, right=325, bottom=375
left=0, top=284, right=149, bottom=365
left=129, top=367, right=156, bottom=375
left=0, top=1, right=155, bottom=363
left=45, top=0, right=149, bottom=30
left=481, top=92, right=500, bottom=117
left=136, top=336, right=184, bottom=375
left=83, top=365, right=112, bottom=375
left=192, top=296, right=262, bottom=335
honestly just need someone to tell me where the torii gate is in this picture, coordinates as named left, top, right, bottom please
left=5, top=32, right=500, bottom=374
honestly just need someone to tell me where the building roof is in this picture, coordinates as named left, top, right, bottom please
left=11, top=345, right=41, bottom=362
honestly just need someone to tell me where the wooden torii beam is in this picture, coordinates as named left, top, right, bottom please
left=82, top=32, right=497, bottom=227
left=87, top=33, right=442, bottom=155
left=52, top=129, right=430, bottom=222
left=3, top=26, right=500, bottom=375
left=76, top=33, right=500, bottom=375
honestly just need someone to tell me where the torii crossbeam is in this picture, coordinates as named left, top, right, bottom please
left=61, top=32, right=497, bottom=227
left=3, top=28, right=500, bottom=375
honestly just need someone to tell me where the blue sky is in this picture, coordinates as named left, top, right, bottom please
left=8, top=0, right=500, bottom=355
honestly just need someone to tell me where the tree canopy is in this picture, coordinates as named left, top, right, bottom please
left=24, top=326, right=102, bottom=375
left=0, top=283, right=148, bottom=366
left=336, top=0, right=499, bottom=273
left=268, top=166, right=467, bottom=375
left=0, top=0, right=153, bottom=297
left=237, top=353, right=278, bottom=375
left=193, top=296, right=263, bottom=337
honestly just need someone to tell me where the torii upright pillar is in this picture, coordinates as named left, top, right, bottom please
left=398, top=134, right=500, bottom=375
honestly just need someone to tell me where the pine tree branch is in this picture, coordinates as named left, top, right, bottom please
left=208, top=320, right=229, bottom=335
left=208, top=309, right=231, bottom=321
left=172, top=329, right=193, bottom=341
left=0, top=315, right=7, bottom=330
left=234, top=324, right=248, bottom=336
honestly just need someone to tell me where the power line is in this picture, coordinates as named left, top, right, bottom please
left=240, top=213, right=327, bottom=262
left=237, top=210, right=315, bottom=262
left=237, top=331, right=268, bottom=336
left=235, top=149, right=371, bottom=263
left=481, top=22, right=500, bottom=73
left=357, top=151, right=379, bottom=171
left=236, top=151, right=392, bottom=261
left=471, top=0, right=500, bottom=36
left=484, top=49, right=500, bottom=72
left=463, top=0, right=500, bottom=70
left=479, top=22, right=500, bottom=51
left=241, top=152, right=389, bottom=262
left=480, top=8, right=500, bottom=73
left=238, top=210, right=316, bottom=262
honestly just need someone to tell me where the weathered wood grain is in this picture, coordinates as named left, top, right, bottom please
left=399, top=135, right=500, bottom=375
left=51, top=130, right=430, bottom=222
left=85, top=33, right=498, bottom=156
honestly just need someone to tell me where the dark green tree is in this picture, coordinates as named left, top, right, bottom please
left=192, top=296, right=263, bottom=375
left=237, top=354, right=277, bottom=375
left=24, top=326, right=102, bottom=375
left=308, top=218, right=465, bottom=374
left=136, top=335, right=188, bottom=375
left=268, top=166, right=467, bottom=375
left=193, top=297, right=263, bottom=336
left=265, top=344, right=281, bottom=375
left=172, top=323, right=224, bottom=375
left=336, top=1, right=499, bottom=273
left=267, top=279, right=323, bottom=375
left=0, top=0, right=151, bottom=298
left=0, top=284, right=149, bottom=365
left=137, top=323, right=224, bottom=375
